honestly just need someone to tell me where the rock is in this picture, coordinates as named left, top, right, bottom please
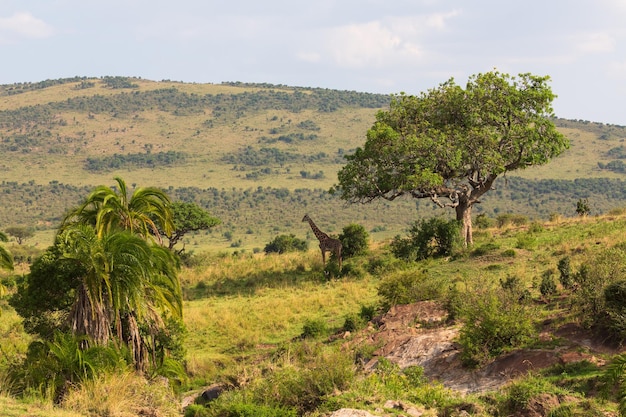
left=200, top=383, right=226, bottom=402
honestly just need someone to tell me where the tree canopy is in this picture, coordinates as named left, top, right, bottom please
left=161, top=201, right=221, bottom=251
left=333, top=71, right=569, bottom=245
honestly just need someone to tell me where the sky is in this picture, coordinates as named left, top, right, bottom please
left=1, top=0, right=625, bottom=125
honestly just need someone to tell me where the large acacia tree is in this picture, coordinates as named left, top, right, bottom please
left=334, top=71, right=569, bottom=245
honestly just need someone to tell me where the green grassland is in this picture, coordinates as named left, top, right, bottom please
left=3, top=210, right=626, bottom=416
left=3, top=76, right=626, bottom=415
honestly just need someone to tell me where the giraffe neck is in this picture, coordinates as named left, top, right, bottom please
left=306, top=217, right=329, bottom=242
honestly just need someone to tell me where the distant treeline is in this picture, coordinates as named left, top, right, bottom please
left=84, top=151, right=187, bottom=172
left=3, top=176, right=626, bottom=238
left=222, top=146, right=341, bottom=167
left=0, top=84, right=391, bottom=131
left=0, top=76, right=141, bottom=96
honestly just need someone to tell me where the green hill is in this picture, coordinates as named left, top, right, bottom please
left=1, top=76, right=626, bottom=252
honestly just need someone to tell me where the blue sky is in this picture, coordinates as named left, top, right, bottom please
left=1, top=0, right=625, bottom=125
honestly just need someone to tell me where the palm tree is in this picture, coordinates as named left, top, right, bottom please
left=61, top=177, right=174, bottom=244
left=60, top=224, right=181, bottom=370
left=0, top=230, right=13, bottom=271
left=0, top=231, right=13, bottom=298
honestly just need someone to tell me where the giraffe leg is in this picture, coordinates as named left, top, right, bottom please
left=337, top=248, right=342, bottom=270
left=320, top=246, right=326, bottom=265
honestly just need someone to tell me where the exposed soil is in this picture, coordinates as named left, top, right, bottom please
left=350, top=300, right=623, bottom=394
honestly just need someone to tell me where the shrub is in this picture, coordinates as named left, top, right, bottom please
left=366, top=253, right=404, bottom=274
left=342, top=313, right=363, bottom=332
left=470, top=242, right=500, bottom=257
left=502, top=249, right=516, bottom=257
left=528, top=221, right=544, bottom=234
left=515, top=233, right=537, bottom=250
left=540, top=270, right=558, bottom=297
left=184, top=404, right=210, bottom=417
left=390, top=217, right=461, bottom=261
left=557, top=256, right=574, bottom=290
left=603, top=280, right=626, bottom=342
left=573, top=247, right=626, bottom=327
left=338, top=223, right=369, bottom=258
left=378, top=269, right=448, bottom=308
left=474, top=213, right=494, bottom=229
left=458, top=290, right=536, bottom=367
left=576, top=198, right=590, bottom=216
left=300, top=318, right=328, bottom=339
left=337, top=261, right=366, bottom=279
left=264, top=234, right=308, bottom=254
left=8, top=331, right=127, bottom=402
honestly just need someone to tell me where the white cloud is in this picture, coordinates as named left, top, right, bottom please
left=300, top=11, right=460, bottom=69
left=0, top=12, right=55, bottom=43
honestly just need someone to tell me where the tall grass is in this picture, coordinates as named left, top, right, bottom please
left=62, top=371, right=180, bottom=417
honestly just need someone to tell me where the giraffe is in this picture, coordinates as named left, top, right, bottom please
left=302, top=214, right=342, bottom=269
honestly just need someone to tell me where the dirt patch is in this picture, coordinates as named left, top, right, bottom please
left=354, top=301, right=624, bottom=394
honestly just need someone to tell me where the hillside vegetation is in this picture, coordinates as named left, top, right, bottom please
left=1, top=77, right=626, bottom=252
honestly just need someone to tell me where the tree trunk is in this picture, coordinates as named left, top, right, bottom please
left=455, top=201, right=473, bottom=246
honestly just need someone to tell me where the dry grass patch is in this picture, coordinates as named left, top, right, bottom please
left=62, top=371, right=180, bottom=417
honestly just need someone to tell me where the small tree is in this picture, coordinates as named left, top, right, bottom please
left=338, top=223, right=369, bottom=258
left=5, top=226, right=34, bottom=245
left=576, top=198, right=590, bottom=217
left=160, top=201, right=221, bottom=252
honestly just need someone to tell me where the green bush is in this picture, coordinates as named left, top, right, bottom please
left=470, top=242, right=500, bottom=257
left=528, top=221, right=544, bottom=234
left=8, top=331, right=127, bottom=402
left=540, top=270, right=558, bottom=297
left=338, top=223, right=369, bottom=258
left=264, top=234, right=308, bottom=254
left=502, top=249, right=516, bottom=258
left=378, top=269, right=448, bottom=308
left=515, top=233, right=537, bottom=250
left=573, top=248, right=626, bottom=328
left=300, top=318, right=328, bottom=339
left=337, top=261, right=366, bottom=279
left=458, top=290, right=536, bottom=367
left=390, top=217, right=461, bottom=261
left=366, top=253, right=405, bottom=274
left=184, top=404, right=210, bottom=417
left=474, top=213, right=495, bottom=229
left=341, top=313, right=364, bottom=332
left=603, top=280, right=626, bottom=342
left=557, top=256, right=574, bottom=290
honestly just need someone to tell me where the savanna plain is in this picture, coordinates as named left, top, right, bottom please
left=2, top=77, right=626, bottom=416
